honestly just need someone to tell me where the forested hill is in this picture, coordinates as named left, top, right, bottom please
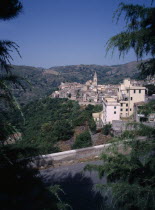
left=9, top=98, right=102, bottom=156
left=12, top=61, right=141, bottom=104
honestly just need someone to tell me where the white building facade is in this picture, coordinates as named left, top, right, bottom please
left=102, top=97, right=120, bottom=124
left=98, top=79, right=146, bottom=125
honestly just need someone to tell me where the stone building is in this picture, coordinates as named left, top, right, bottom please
left=51, top=76, right=147, bottom=128
left=118, top=79, right=146, bottom=118
left=51, top=72, right=118, bottom=104
left=93, top=78, right=146, bottom=126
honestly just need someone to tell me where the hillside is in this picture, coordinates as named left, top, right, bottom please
left=9, top=98, right=102, bottom=157
left=12, top=61, right=141, bottom=104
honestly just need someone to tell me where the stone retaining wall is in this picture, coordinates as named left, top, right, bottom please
left=29, top=144, right=111, bottom=168
left=112, top=120, right=155, bottom=136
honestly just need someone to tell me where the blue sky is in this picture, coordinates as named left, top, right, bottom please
left=0, top=0, right=152, bottom=68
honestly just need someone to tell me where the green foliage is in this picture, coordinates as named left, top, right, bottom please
left=9, top=98, right=99, bottom=156
left=107, top=1, right=155, bottom=77
left=102, top=124, right=112, bottom=136
left=137, top=100, right=155, bottom=117
left=119, top=123, right=155, bottom=140
left=85, top=122, right=155, bottom=209
left=121, top=130, right=136, bottom=139
left=88, top=118, right=96, bottom=133
left=49, top=185, right=72, bottom=210
left=12, top=98, right=75, bottom=155
left=88, top=2, right=155, bottom=208
left=73, top=104, right=101, bottom=127
left=86, top=116, right=155, bottom=209
left=0, top=3, right=69, bottom=209
left=0, top=111, right=18, bottom=143
left=86, top=104, right=102, bottom=112
left=52, top=120, right=74, bottom=141
left=145, top=84, right=155, bottom=96
left=137, top=123, right=155, bottom=137
left=0, top=1, right=26, bottom=145
left=0, top=144, right=70, bottom=210
left=72, top=130, right=92, bottom=149
left=0, top=0, right=22, bottom=20
left=85, top=138, right=155, bottom=210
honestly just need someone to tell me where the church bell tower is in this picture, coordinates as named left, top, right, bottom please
left=93, top=71, right=97, bottom=86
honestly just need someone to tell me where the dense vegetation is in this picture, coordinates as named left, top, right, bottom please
left=86, top=1, right=155, bottom=209
left=1, top=0, right=155, bottom=209
left=145, top=84, right=155, bottom=96
left=10, top=98, right=102, bottom=157
left=85, top=134, right=155, bottom=210
left=72, top=130, right=92, bottom=149
left=0, top=1, right=70, bottom=209
left=137, top=100, right=155, bottom=119
left=106, top=2, right=155, bottom=78
left=102, top=124, right=112, bottom=136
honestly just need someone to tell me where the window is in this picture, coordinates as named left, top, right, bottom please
left=131, top=97, right=133, bottom=100
left=120, top=108, right=123, bottom=111
left=126, top=109, right=128, bottom=111
left=139, top=90, right=141, bottom=93
left=134, top=90, right=136, bottom=93
left=126, top=104, right=128, bottom=107
left=121, top=103, right=123, bottom=107
left=130, top=108, right=132, bottom=111
left=114, top=111, right=116, bottom=114
left=114, top=106, right=116, bottom=109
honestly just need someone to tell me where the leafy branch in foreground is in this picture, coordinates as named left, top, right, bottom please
left=85, top=134, right=155, bottom=209
left=0, top=1, right=70, bottom=209
left=0, top=0, right=23, bottom=20
left=0, top=2, right=25, bottom=143
left=49, top=185, right=72, bottom=210
left=0, top=40, right=21, bottom=72
left=106, top=1, right=155, bottom=77
left=93, top=1, right=155, bottom=209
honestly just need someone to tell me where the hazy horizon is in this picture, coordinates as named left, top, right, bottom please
left=13, top=59, right=145, bottom=69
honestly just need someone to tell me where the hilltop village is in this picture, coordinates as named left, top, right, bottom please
left=51, top=72, right=155, bottom=129
left=51, top=72, right=118, bottom=105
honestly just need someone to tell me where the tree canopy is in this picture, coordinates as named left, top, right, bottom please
left=0, top=0, right=22, bottom=20
left=85, top=1, right=155, bottom=209
left=0, top=0, right=26, bottom=142
left=0, top=2, right=69, bottom=209
left=106, top=1, right=155, bottom=77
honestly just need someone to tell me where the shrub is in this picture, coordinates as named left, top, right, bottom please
left=121, top=130, right=136, bottom=139
left=52, top=120, right=74, bottom=141
left=102, top=124, right=112, bottom=135
left=145, top=84, right=155, bottom=96
left=72, top=130, right=92, bottom=149
left=88, top=118, right=96, bottom=133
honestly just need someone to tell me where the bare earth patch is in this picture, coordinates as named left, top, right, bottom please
left=56, top=126, right=112, bottom=152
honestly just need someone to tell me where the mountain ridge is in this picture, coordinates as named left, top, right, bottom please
left=12, top=60, right=142, bottom=104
